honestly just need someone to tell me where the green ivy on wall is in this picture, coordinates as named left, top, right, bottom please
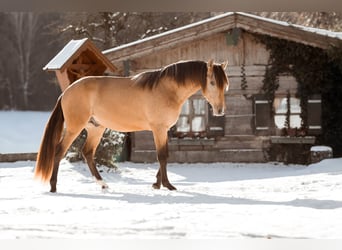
left=254, top=34, right=342, bottom=156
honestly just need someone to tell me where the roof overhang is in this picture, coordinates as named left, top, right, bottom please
left=44, top=38, right=117, bottom=72
left=103, top=12, right=342, bottom=62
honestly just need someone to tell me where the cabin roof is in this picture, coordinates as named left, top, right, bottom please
left=44, top=38, right=117, bottom=72
left=103, top=12, right=342, bottom=61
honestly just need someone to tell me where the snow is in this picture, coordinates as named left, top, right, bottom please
left=103, top=12, right=234, bottom=55
left=1, top=111, right=342, bottom=239
left=237, top=12, right=342, bottom=40
left=311, top=146, right=333, bottom=152
left=43, top=38, right=88, bottom=71
left=0, top=159, right=342, bottom=239
left=0, top=111, right=50, bottom=153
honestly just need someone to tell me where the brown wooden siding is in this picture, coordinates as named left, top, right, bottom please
left=111, top=32, right=300, bottom=163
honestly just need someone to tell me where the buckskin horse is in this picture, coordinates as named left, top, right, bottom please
left=34, top=59, right=229, bottom=192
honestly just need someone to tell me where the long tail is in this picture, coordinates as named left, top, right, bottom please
left=34, top=96, right=64, bottom=182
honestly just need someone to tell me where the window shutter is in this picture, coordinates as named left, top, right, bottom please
left=254, top=95, right=272, bottom=132
left=207, top=104, right=225, bottom=137
left=307, top=94, right=321, bottom=135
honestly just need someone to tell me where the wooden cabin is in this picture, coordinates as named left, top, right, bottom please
left=102, top=12, right=342, bottom=164
left=43, top=38, right=117, bottom=91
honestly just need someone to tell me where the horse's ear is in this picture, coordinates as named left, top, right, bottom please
left=207, top=59, right=214, bottom=76
left=207, top=59, right=214, bottom=69
left=221, top=60, right=228, bottom=70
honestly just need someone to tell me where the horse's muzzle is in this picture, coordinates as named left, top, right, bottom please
left=213, top=107, right=225, bottom=116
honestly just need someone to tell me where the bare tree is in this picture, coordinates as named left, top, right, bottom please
left=0, top=12, right=63, bottom=110
left=8, top=13, right=40, bottom=108
left=59, top=12, right=212, bottom=50
left=253, top=12, right=342, bottom=31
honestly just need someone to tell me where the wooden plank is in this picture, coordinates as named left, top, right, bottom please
left=168, top=149, right=266, bottom=163
left=122, top=32, right=269, bottom=75
left=0, top=153, right=37, bottom=162
left=169, top=138, right=215, bottom=146
left=227, top=65, right=266, bottom=77
left=224, top=116, right=254, bottom=135
left=133, top=131, right=155, bottom=150
left=243, top=32, right=270, bottom=65
left=55, top=70, right=71, bottom=91
left=214, top=135, right=267, bottom=150
left=105, top=16, right=236, bottom=62
left=270, top=136, right=316, bottom=144
left=228, top=76, right=264, bottom=91
left=225, top=96, right=253, bottom=115
left=179, top=145, right=204, bottom=151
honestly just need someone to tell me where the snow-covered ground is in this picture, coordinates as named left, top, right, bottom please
left=0, top=111, right=342, bottom=239
left=1, top=158, right=342, bottom=239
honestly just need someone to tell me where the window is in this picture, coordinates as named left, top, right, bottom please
left=173, top=98, right=207, bottom=138
left=171, top=96, right=225, bottom=138
left=274, top=96, right=302, bottom=129
left=253, top=94, right=322, bottom=135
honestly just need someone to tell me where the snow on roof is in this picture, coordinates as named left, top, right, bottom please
left=237, top=12, right=342, bottom=40
left=103, top=12, right=342, bottom=55
left=103, top=12, right=235, bottom=55
left=43, top=38, right=88, bottom=71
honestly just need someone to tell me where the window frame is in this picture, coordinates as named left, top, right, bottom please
left=253, top=94, right=322, bottom=136
left=172, top=95, right=208, bottom=138
left=171, top=94, right=225, bottom=139
left=273, top=95, right=302, bottom=130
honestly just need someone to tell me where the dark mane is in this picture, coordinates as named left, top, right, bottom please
left=132, top=60, right=207, bottom=89
left=213, top=64, right=228, bottom=90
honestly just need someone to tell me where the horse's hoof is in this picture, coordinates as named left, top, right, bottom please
left=152, top=183, right=161, bottom=189
left=96, top=180, right=108, bottom=189
left=163, top=183, right=177, bottom=191
left=50, top=188, right=57, bottom=193
left=167, top=186, right=177, bottom=191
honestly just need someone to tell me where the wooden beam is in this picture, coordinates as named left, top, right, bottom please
left=236, top=15, right=341, bottom=49
left=0, top=153, right=37, bottom=162
left=105, top=15, right=236, bottom=62
left=105, top=12, right=342, bottom=66
left=55, top=70, right=71, bottom=91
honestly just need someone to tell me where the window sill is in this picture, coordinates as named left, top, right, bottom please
left=169, top=137, right=215, bottom=146
left=270, top=136, right=316, bottom=144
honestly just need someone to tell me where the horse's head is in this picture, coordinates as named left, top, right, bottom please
left=202, top=59, right=229, bottom=116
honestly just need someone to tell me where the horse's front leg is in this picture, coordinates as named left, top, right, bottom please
left=152, top=128, right=176, bottom=190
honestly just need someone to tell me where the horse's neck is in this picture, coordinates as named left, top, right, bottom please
left=171, top=81, right=202, bottom=105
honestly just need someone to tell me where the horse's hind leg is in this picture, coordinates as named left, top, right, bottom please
left=152, top=127, right=176, bottom=190
left=82, top=125, right=107, bottom=189
left=50, top=130, right=82, bottom=192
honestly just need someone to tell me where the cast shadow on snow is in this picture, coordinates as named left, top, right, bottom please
left=56, top=162, right=342, bottom=210
left=70, top=161, right=342, bottom=183
left=51, top=161, right=342, bottom=210
left=53, top=189, right=342, bottom=210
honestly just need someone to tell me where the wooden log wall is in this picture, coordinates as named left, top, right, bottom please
left=120, top=31, right=298, bottom=163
